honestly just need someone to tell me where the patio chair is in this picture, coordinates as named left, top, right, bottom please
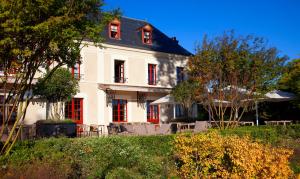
left=77, top=124, right=90, bottom=137
left=90, top=124, right=105, bottom=137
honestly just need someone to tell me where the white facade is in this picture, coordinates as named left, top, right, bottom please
left=24, top=43, right=190, bottom=126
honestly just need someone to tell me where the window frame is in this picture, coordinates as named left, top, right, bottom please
left=114, top=60, right=125, bottom=83
left=112, top=99, right=128, bottom=123
left=142, top=29, right=152, bottom=45
left=148, top=64, right=157, bottom=85
left=72, top=63, right=81, bottom=80
left=109, top=22, right=121, bottom=40
left=65, top=98, right=83, bottom=124
left=176, top=67, right=185, bottom=84
left=146, top=101, right=159, bottom=124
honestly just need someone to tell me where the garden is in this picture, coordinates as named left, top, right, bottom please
left=0, top=125, right=299, bottom=178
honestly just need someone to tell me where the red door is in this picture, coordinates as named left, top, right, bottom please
left=146, top=101, right=159, bottom=124
left=65, top=98, right=83, bottom=124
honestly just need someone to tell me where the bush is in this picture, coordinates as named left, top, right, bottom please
left=219, top=124, right=300, bottom=144
left=0, top=136, right=175, bottom=178
left=174, top=132, right=294, bottom=178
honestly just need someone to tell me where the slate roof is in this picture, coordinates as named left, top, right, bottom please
left=102, top=17, right=192, bottom=56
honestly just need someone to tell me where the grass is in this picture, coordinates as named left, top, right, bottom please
left=0, top=125, right=299, bottom=178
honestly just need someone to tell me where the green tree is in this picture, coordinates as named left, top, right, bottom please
left=278, top=58, right=300, bottom=108
left=0, top=0, right=117, bottom=155
left=188, top=32, right=287, bottom=129
left=171, top=80, right=198, bottom=120
left=34, top=68, right=79, bottom=120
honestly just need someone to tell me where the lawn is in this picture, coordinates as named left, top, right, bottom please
left=0, top=125, right=299, bottom=178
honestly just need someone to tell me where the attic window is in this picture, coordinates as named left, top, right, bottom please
left=109, top=20, right=120, bottom=39
left=142, top=25, right=152, bottom=44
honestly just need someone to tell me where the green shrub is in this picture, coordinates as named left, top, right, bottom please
left=219, top=124, right=300, bottom=144
left=0, top=135, right=175, bottom=178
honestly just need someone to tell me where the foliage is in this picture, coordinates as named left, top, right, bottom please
left=34, top=68, right=78, bottom=103
left=171, top=80, right=199, bottom=119
left=188, top=31, right=287, bottom=129
left=0, top=135, right=175, bottom=178
left=0, top=0, right=117, bottom=154
left=34, top=68, right=79, bottom=120
left=278, top=58, right=300, bottom=108
left=174, top=132, right=294, bottom=178
left=218, top=124, right=300, bottom=144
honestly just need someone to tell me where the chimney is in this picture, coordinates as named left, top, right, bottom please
left=171, top=37, right=178, bottom=44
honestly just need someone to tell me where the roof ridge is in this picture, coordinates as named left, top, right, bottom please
left=122, top=16, right=148, bottom=23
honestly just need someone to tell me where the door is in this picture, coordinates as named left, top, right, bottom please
left=65, top=98, right=83, bottom=124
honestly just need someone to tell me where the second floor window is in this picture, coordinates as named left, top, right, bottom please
left=72, top=63, right=80, bottom=80
left=176, top=67, right=184, bottom=84
left=148, top=64, right=157, bottom=85
left=114, top=60, right=125, bottom=83
left=109, top=23, right=120, bottom=39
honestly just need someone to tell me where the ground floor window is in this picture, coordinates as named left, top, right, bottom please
left=65, top=98, right=83, bottom=124
left=112, top=99, right=127, bottom=122
left=175, top=104, right=185, bottom=118
left=146, top=101, right=159, bottom=124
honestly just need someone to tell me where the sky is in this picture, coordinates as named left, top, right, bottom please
left=103, top=0, right=300, bottom=59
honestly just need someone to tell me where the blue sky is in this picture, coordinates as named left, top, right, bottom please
left=103, top=0, right=300, bottom=59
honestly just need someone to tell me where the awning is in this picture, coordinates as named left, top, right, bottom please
left=98, top=83, right=172, bottom=93
left=264, top=90, right=296, bottom=102
left=150, top=94, right=179, bottom=105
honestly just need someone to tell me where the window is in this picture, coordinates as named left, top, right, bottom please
left=114, top=60, right=125, bottom=83
left=175, top=104, right=185, bottom=118
left=72, top=63, right=81, bottom=79
left=109, top=23, right=120, bottom=39
left=142, top=29, right=152, bottom=44
left=146, top=101, right=159, bottom=123
left=176, top=67, right=184, bottom=84
left=65, top=98, right=83, bottom=124
left=112, top=99, right=127, bottom=122
left=148, top=64, right=157, bottom=85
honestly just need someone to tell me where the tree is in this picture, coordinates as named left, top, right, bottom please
left=0, top=0, right=117, bottom=155
left=34, top=68, right=79, bottom=120
left=278, top=58, right=300, bottom=108
left=171, top=80, right=198, bottom=120
left=188, top=32, right=286, bottom=129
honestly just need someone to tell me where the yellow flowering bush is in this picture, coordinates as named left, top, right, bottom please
left=174, top=132, right=293, bottom=178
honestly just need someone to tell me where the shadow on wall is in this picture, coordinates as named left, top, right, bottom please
left=155, top=53, right=187, bottom=88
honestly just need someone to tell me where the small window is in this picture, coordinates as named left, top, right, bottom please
left=176, top=67, right=184, bottom=84
left=146, top=101, right=159, bottom=124
left=114, top=60, right=125, bottom=83
left=142, top=29, right=152, bottom=44
left=109, top=23, right=120, bottom=39
left=148, top=64, right=157, bottom=85
left=175, top=104, right=185, bottom=118
left=72, top=63, right=81, bottom=79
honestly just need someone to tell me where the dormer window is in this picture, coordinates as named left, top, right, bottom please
left=142, top=24, right=152, bottom=45
left=109, top=19, right=121, bottom=39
